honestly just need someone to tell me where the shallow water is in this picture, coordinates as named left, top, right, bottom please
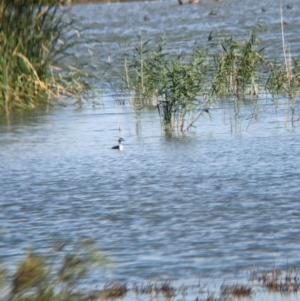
left=2, top=0, right=300, bottom=298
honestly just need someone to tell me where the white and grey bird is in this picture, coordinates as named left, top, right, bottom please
left=111, top=138, right=124, bottom=150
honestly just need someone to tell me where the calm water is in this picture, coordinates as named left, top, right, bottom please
left=1, top=0, right=300, bottom=296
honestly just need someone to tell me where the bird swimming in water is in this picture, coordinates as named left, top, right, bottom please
left=111, top=138, right=124, bottom=150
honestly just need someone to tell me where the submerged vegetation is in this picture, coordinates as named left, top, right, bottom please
left=122, top=36, right=211, bottom=132
left=0, top=0, right=94, bottom=115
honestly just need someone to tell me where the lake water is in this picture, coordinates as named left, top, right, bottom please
left=1, top=0, right=300, bottom=299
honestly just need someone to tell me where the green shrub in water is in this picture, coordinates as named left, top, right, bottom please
left=123, top=36, right=211, bottom=132
left=122, top=35, right=168, bottom=106
left=211, top=33, right=265, bottom=97
left=121, top=29, right=300, bottom=132
left=157, top=47, right=210, bottom=132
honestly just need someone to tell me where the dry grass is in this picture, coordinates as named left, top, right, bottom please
left=133, top=282, right=153, bottom=294
left=160, top=281, right=175, bottom=299
left=253, top=268, right=300, bottom=293
left=0, top=0, right=95, bottom=115
left=221, top=284, right=252, bottom=298
left=132, top=281, right=175, bottom=299
left=3, top=249, right=300, bottom=301
left=100, top=281, right=128, bottom=299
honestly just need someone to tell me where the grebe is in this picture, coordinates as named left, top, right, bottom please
left=111, top=138, right=124, bottom=150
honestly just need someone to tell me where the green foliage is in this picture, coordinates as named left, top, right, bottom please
left=12, top=252, right=49, bottom=295
left=0, top=0, right=94, bottom=114
left=122, top=30, right=300, bottom=132
left=212, top=33, right=265, bottom=97
left=157, top=47, right=209, bottom=132
left=124, top=36, right=210, bottom=132
left=265, top=61, right=288, bottom=96
left=123, top=35, right=168, bottom=105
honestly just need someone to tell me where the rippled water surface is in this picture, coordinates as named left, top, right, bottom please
left=1, top=0, right=300, bottom=293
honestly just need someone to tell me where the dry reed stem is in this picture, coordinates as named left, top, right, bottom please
left=221, top=284, right=252, bottom=298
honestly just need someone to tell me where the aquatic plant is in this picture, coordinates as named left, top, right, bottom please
left=0, top=0, right=94, bottom=115
left=122, top=35, right=168, bottom=106
left=100, top=281, right=128, bottom=299
left=123, top=37, right=211, bottom=132
left=1, top=239, right=108, bottom=301
left=159, top=281, right=175, bottom=299
left=121, top=28, right=300, bottom=133
left=253, top=268, right=300, bottom=293
left=221, top=284, right=252, bottom=298
left=211, top=33, right=265, bottom=97
left=2, top=249, right=300, bottom=301
left=265, top=61, right=289, bottom=96
left=264, top=57, right=300, bottom=99
left=156, top=46, right=210, bottom=132
left=132, top=280, right=175, bottom=299
left=262, top=2, right=300, bottom=99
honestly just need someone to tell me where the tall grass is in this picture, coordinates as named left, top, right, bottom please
left=121, top=29, right=300, bottom=132
left=211, top=33, right=265, bottom=97
left=157, top=47, right=210, bottom=132
left=123, top=36, right=211, bottom=132
left=0, top=0, right=94, bottom=115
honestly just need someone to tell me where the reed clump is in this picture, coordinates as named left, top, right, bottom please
left=121, top=29, right=300, bottom=133
left=0, top=0, right=94, bottom=115
left=221, top=284, right=252, bottom=298
left=100, top=281, right=128, bottom=299
left=157, top=47, right=210, bottom=132
left=123, top=36, right=211, bottom=132
left=266, top=58, right=300, bottom=98
left=3, top=256, right=300, bottom=301
left=122, top=35, right=168, bottom=106
left=132, top=281, right=175, bottom=299
left=211, top=32, right=265, bottom=97
left=253, top=268, right=300, bottom=293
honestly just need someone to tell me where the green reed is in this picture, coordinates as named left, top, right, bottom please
left=211, top=33, right=265, bottom=97
left=265, top=61, right=288, bottom=96
left=264, top=58, right=300, bottom=99
left=0, top=0, right=94, bottom=114
left=122, top=35, right=168, bottom=106
left=123, top=37, right=210, bottom=132
left=121, top=30, right=300, bottom=132
left=157, top=47, right=209, bottom=132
